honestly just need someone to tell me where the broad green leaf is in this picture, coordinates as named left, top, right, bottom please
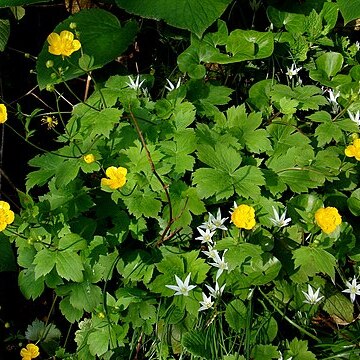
left=337, top=0, right=360, bottom=25
left=69, top=282, right=102, bottom=312
left=33, top=248, right=56, bottom=279
left=123, top=190, right=162, bottom=218
left=58, top=233, right=87, bottom=251
left=18, top=268, right=45, bottom=300
left=56, top=251, right=84, bottom=282
left=293, top=247, right=336, bottom=282
left=251, top=345, right=279, bottom=359
left=315, top=52, right=343, bottom=78
left=59, top=297, right=83, bottom=323
left=233, top=166, right=265, bottom=199
left=315, top=122, right=343, bottom=147
left=323, top=291, right=354, bottom=323
left=347, top=188, right=360, bottom=216
left=225, top=299, right=247, bottom=332
left=181, top=330, right=212, bottom=359
left=88, top=328, right=109, bottom=356
left=0, top=19, right=10, bottom=51
left=37, top=9, right=138, bottom=89
left=55, top=159, right=81, bottom=188
left=288, top=338, right=316, bottom=360
left=116, top=0, right=232, bottom=37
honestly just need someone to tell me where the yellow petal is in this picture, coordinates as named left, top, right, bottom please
left=72, top=39, right=81, bottom=51
left=105, top=166, right=118, bottom=179
left=47, top=32, right=60, bottom=46
left=0, top=201, right=10, bottom=211
left=60, top=30, right=75, bottom=42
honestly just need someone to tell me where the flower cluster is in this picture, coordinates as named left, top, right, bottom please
left=0, top=200, right=15, bottom=231
left=20, top=343, right=40, bottom=360
left=345, top=138, right=360, bottom=161
left=101, top=166, right=127, bottom=190
left=314, top=207, right=342, bottom=234
left=47, top=30, right=81, bottom=58
left=0, top=104, right=7, bottom=123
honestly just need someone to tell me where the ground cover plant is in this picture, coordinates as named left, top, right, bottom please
left=0, top=0, right=360, bottom=359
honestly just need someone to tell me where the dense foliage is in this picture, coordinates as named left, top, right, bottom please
left=1, top=0, right=360, bottom=359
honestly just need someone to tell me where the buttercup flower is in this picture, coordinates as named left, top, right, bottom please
left=83, top=153, right=95, bottom=164
left=345, top=138, right=360, bottom=161
left=101, top=166, right=127, bottom=190
left=231, top=203, right=256, bottom=230
left=165, top=273, right=196, bottom=296
left=315, top=207, right=342, bottom=234
left=20, top=343, right=40, bottom=360
left=47, top=30, right=81, bottom=57
left=0, top=104, right=7, bottom=123
left=0, top=201, right=15, bottom=232
left=302, top=284, right=324, bottom=305
left=342, top=277, right=360, bottom=303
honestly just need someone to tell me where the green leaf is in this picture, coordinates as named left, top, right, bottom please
left=181, top=330, right=212, bottom=359
left=233, top=165, right=265, bottom=199
left=251, top=345, right=279, bottom=359
left=55, top=159, right=81, bottom=188
left=69, top=282, right=102, bottom=312
left=33, top=248, right=56, bottom=279
left=18, top=268, right=45, bottom=300
left=123, top=190, right=162, bottom=218
left=315, top=52, right=343, bottom=78
left=288, top=338, right=316, bottom=360
left=323, top=290, right=354, bottom=323
left=115, top=0, right=232, bottom=37
left=315, top=122, right=343, bottom=147
left=59, top=297, right=83, bottom=323
left=337, top=0, right=360, bottom=25
left=58, top=233, right=87, bottom=251
left=225, top=299, right=247, bottom=332
left=56, top=251, right=84, bottom=282
left=0, top=234, right=16, bottom=272
left=0, top=19, right=10, bottom=51
left=347, top=188, right=360, bottom=216
left=88, top=328, right=109, bottom=356
left=81, top=108, right=123, bottom=138
left=37, top=9, right=138, bottom=89
left=292, top=247, right=337, bottom=282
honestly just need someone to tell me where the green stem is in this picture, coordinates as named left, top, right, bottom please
left=259, top=287, right=322, bottom=343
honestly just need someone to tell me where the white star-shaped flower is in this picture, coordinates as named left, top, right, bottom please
left=195, top=227, right=215, bottom=245
left=348, top=110, right=360, bottom=126
left=205, top=281, right=225, bottom=299
left=342, top=277, right=360, bottom=303
left=286, top=63, right=302, bottom=79
left=126, top=75, right=145, bottom=90
left=202, top=245, right=218, bottom=260
left=165, top=273, right=196, bottom=296
left=302, top=284, right=324, bottom=305
left=165, top=78, right=181, bottom=92
left=269, top=206, right=291, bottom=228
left=327, top=89, right=340, bottom=114
left=209, top=249, right=228, bottom=280
left=198, top=292, right=214, bottom=311
left=209, top=208, right=228, bottom=231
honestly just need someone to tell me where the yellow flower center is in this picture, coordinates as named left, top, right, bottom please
left=83, top=154, right=95, bottom=164
left=315, top=207, right=342, bottom=234
left=47, top=30, right=81, bottom=57
left=0, top=201, right=15, bottom=232
left=101, top=166, right=127, bottom=190
left=0, top=104, right=8, bottom=124
left=231, top=204, right=256, bottom=230
left=345, top=138, right=360, bottom=161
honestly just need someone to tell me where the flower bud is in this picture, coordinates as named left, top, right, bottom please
left=69, top=22, right=77, bottom=29
left=46, top=60, right=54, bottom=68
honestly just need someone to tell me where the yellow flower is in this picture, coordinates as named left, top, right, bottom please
left=101, top=166, right=127, bottom=190
left=315, top=207, right=342, bottom=234
left=0, top=201, right=15, bottom=232
left=0, top=104, right=7, bottom=123
left=83, top=154, right=95, bottom=164
left=41, top=116, right=58, bottom=129
left=231, top=203, right=256, bottom=230
left=47, top=30, right=81, bottom=57
left=20, top=343, right=40, bottom=360
left=345, top=139, right=360, bottom=161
